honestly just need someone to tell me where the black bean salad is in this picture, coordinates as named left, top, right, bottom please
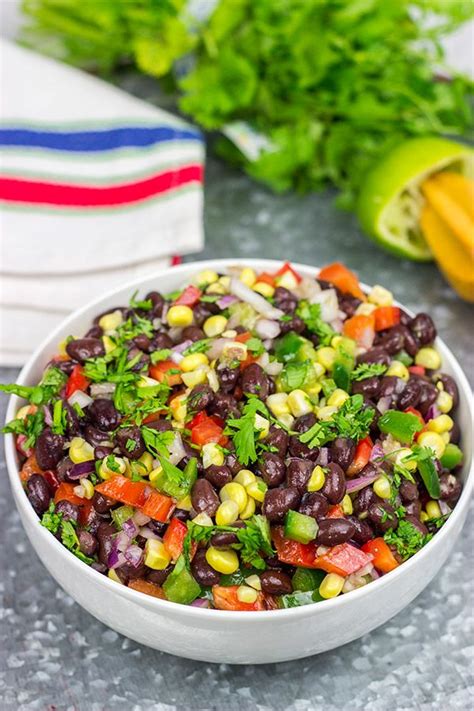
left=1, top=262, right=464, bottom=610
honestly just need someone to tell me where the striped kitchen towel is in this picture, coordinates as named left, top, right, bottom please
left=0, top=39, right=205, bottom=365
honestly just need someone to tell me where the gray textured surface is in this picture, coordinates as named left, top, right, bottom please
left=1, top=74, right=474, bottom=710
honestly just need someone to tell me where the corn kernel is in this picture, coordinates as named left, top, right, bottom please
left=202, top=442, right=225, bottom=469
left=215, top=500, right=239, bottom=526
left=176, top=494, right=192, bottom=511
left=169, top=393, right=187, bottom=423
left=288, top=389, right=313, bottom=417
left=253, top=282, right=275, bottom=298
left=98, top=309, right=123, bottom=332
left=420, top=511, right=429, bottom=523
left=239, top=267, right=257, bottom=287
left=108, top=569, right=123, bottom=584
left=327, top=388, right=350, bottom=408
left=149, top=465, right=163, bottom=486
left=316, top=347, right=336, bottom=370
left=129, top=459, right=149, bottom=479
left=234, top=469, right=256, bottom=487
left=275, top=270, right=298, bottom=290
left=138, top=452, right=154, bottom=475
left=441, top=432, right=450, bottom=444
left=222, top=341, right=248, bottom=361
left=426, top=500, right=442, bottom=519
left=197, top=269, right=219, bottom=285
left=222, top=329, right=238, bottom=339
left=355, top=302, right=376, bottom=316
left=206, top=282, right=226, bottom=295
left=206, top=547, right=239, bottom=574
left=245, top=574, right=262, bottom=591
left=317, top=405, right=338, bottom=421
left=237, top=585, right=258, bottom=604
left=307, top=466, right=326, bottom=492
left=16, top=405, right=34, bottom=420
left=394, top=448, right=418, bottom=472
left=99, top=455, right=127, bottom=480
left=79, top=478, right=95, bottom=500
left=219, top=276, right=231, bottom=290
left=145, top=540, right=171, bottom=570
left=341, top=494, right=353, bottom=515
left=207, top=368, right=219, bottom=392
left=180, top=353, right=209, bottom=372
left=305, top=383, right=322, bottom=398
left=386, top=360, right=409, bottom=381
left=373, top=476, right=391, bottom=499
left=436, top=390, right=453, bottom=414
left=69, top=437, right=95, bottom=464
left=102, top=335, right=116, bottom=354
left=331, top=335, right=344, bottom=348
left=192, top=512, right=214, bottom=527
left=417, top=431, right=446, bottom=458
left=415, top=347, right=441, bottom=371
left=427, top=414, right=453, bottom=434
left=246, top=478, right=267, bottom=502
left=278, top=413, right=295, bottom=429
left=167, top=305, right=194, bottom=328
left=203, top=315, right=228, bottom=337
left=181, top=368, right=208, bottom=388
left=58, top=339, right=69, bottom=356
left=266, top=393, right=290, bottom=417
left=220, top=482, right=248, bottom=513
left=240, top=495, right=256, bottom=520
left=368, top=284, right=393, bottom=307
left=319, top=573, right=345, bottom=599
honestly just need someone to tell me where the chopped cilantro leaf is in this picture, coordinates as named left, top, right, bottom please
left=224, top=396, right=270, bottom=465
left=2, top=409, right=45, bottom=449
left=246, top=337, right=265, bottom=355
left=150, top=349, right=172, bottom=364
left=300, top=394, right=374, bottom=448
left=142, top=427, right=175, bottom=458
left=296, top=301, right=335, bottom=346
left=129, top=290, right=153, bottom=311
left=351, top=363, right=387, bottom=381
left=384, top=519, right=432, bottom=561
left=52, top=399, right=67, bottom=435
left=125, top=437, right=137, bottom=453
left=183, top=339, right=211, bottom=355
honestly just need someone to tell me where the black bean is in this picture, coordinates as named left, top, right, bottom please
left=205, top=464, right=233, bottom=489
left=262, top=487, right=301, bottom=522
left=347, top=516, right=374, bottom=544
left=88, top=398, right=120, bottom=431
left=299, top=492, right=329, bottom=521
left=439, top=473, right=462, bottom=503
left=378, top=375, right=399, bottom=399
left=210, top=532, right=239, bottom=548
left=404, top=500, right=422, bottom=518
left=409, top=313, right=436, bottom=345
left=436, top=374, right=459, bottom=409
left=92, top=491, right=115, bottom=514
left=417, top=380, right=438, bottom=417
left=377, top=325, right=406, bottom=356
left=286, top=458, right=313, bottom=492
left=149, top=332, right=174, bottom=350
left=273, top=287, right=298, bottom=314
left=35, top=428, right=65, bottom=470
left=368, top=502, right=398, bottom=533
left=66, top=337, right=105, bottom=363
left=293, top=413, right=317, bottom=434
left=56, top=456, right=74, bottom=482
left=84, top=424, right=111, bottom=448
left=182, top=326, right=205, bottom=343
left=191, top=479, right=220, bottom=516
left=258, top=452, right=287, bottom=488
left=116, top=560, right=147, bottom=583
left=147, top=566, right=172, bottom=586
left=263, top=425, right=289, bottom=458
left=352, top=376, right=381, bottom=399
left=85, top=325, right=103, bottom=340
left=193, top=302, right=218, bottom=326
left=240, top=363, right=270, bottom=399
left=94, top=445, right=113, bottom=461
left=97, top=522, right=117, bottom=566
left=288, top=435, right=318, bottom=460
left=172, top=508, right=191, bottom=523
left=449, top=421, right=461, bottom=444
left=187, top=383, right=214, bottom=412
left=63, top=403, right=81, bottom=437
left=208, top=393, right=240, bottom=419
left=353, top=486, right=380, bottom=516
left=133, top=334, right=151, bottom=352
left=191, top=548, right=221, bottom=587
left=397, top=378, right=422, bottom=409
left=320, top=463, right=346, bottom=504
left=357, top=347, right=390, bottom=366
left=400, top=325, right=419, bottom=357
left=78, top=530, right=97, bottom=556
left=329, top=437, right=356, bottom=472
left=224, top=452, right=242, bottom=476
left=146, top=291, right=166, bottom=317
left=144, top=418, right=173, bottom=433
left=404, top=514, right=428, bottom=536
left=338, top=295, right=361, bottom=318
left=55, top=500, right=79, bottom=522
left=316, top=518, right=356, bottom=546
left=260, top=570, right=293, bottom=596
left=280, top=317, right=305, bottom=335
left=115, top=426, right=145, bottom=460
left=399, top=480, right=419, bottom=502
left=27, top=474, right=51, bottom=514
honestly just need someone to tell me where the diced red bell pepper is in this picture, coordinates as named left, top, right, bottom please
left=404, top=407, right=424, bottom=425
left=95, top=475, right=175, bottom=522
left=235, top=331, right=252, bottom=343
left=343, top=314, right=375, bottom=349
left=142, top=410, right=167, bottom=424
left=54, top=482, right=85, bottom=507
left=212, top=585, right=265, bottom=611
left=43, top=469, right=60, bottom=493
left=163, top=517, right=195, bottom=562
left=346, top=436, right=373, bottom=476
left=190, top=412, right=227, bottom=447
left=362, top=538, right=399, bottom=574
left=128, top=579, right=166, bottom=599
left=20, top=454, right=42, bottom=482
left=327, top=505, right=344, bottom=518
left=174, top=285, right=202, bottom=307
left=65, top=364, right=90, bottom=399
left=273, top=261, right=302, bottom=284
left=373, top=306, right=400, bottom=332
left=409, top=365, right=425, bottom=376
left=149, top=360, right=182, bottom=386
left=78, top=499, right=94, bottom=527
left=272, top=526, right=318, bottom=568
left=256, top=272, right=276, bottom=287
left=319, top=263, right=366, bottom=301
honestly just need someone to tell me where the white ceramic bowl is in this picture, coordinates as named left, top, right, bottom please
left=4, top=259, right=473, bottom=664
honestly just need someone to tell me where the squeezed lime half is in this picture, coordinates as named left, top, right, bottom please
left=357, top=137, right=474, bottom=261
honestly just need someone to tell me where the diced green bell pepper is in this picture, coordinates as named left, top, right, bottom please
left=418, top=457, right=441, bottom=499
left=393, top=349, right=413, bottom=366
left=162, top=556, right=201, bottom=604
left=378, top=409, right=424, bottom=443
left=284, top=510, right=318, bottom=544
left=111, top=505, right=135, bottom=530
left=274, top=331, right=305, bottom=363
left=154, top=457, right=198, bottom=500
left=440, top=443, right=463, bottom=470
left=292, top=567, right=326, bottom=592
left=333, top=337, right=356, bottom=391
left=278, top=360, right=317, bottom=393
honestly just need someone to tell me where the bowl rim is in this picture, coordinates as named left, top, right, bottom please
left=4, top=257, right=473, bottom=621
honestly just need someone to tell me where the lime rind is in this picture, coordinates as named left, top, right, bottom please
left=357, top=137, right=474, bottom=262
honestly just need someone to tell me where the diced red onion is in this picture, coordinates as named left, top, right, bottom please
left=108, top=549, right=126, bottom=569
left=295, top=277, right=321, bottom=300
left=316, top=448, right=329, bottom=466
left=172, top=340, right=193, bottom=355
left=426, top=404, right=440, bottom=421
left=262, top=338, right=274, bottom=350
left=265, top=360, right=283, bottom=376
left=116, top=531, right=131, bottom=553
left=133, top=511, right=151, bottom=527
left=376, top=395, right=392, bottom=413
left=394, top=378, right=406, bottom=394
left=370, top=567, right=380, bottom=580
left=329, top=318, right=344, bottom=334
left=370, top=442, right=385, bottom=462
left=168, top=432, right=186, bottom=465
left=124, top=545, right=144, bottom=568
left=138, top=526, right=160, bottom=540
left=255, top=318, right=281, bottom=340
left=168, top=327, right=183, bottom=342
left=310, top=288, right=338, bottom=322
left=68, top=389, right=93, bottom=409
left=68, top=460, right=95, bottom=480
left=230, top=278, right=284, bottom=320
left=346, top=471, right=380, bottom=493
left=217, top=294, right=238, bottom=309
left=439, top=500, right=451, bottom=516
left=43, top=405, right=53, bottom=426
left=161, top=303, right=169, bottom=322
left=191, top=598, right=210, bottom=608
left=152, top=317, right=162, bottom=330
left=207, top=337, right=232, bottom=360
left=122, top=518, right=139, bottom=539
left=90, top=382, right=116, bottom=397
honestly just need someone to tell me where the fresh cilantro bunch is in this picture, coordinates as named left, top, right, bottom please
left=300, top=394, right=374, bottom=448
left=22, top=1, right=473, bottom=208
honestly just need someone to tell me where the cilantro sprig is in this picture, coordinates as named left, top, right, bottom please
left=300, top=394, right=374, bottom=448
left=296, top=301, right=335, bottom=346
left=224, top=396, right=270, bottom=465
